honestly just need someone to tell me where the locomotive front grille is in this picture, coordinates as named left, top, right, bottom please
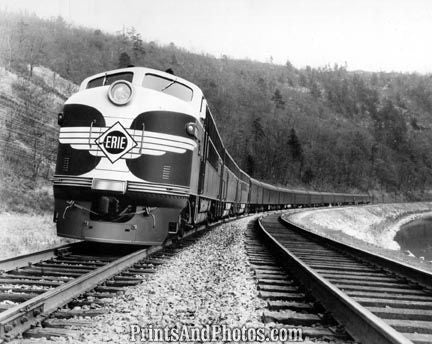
left=52, top=175, right=93, bottom=188
left=53, top=175, right=190, bottom=196
left=127, top=181, right=189, bottom=196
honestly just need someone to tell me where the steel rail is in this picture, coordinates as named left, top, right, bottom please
left=0, top=243, right=81, bottom=272
left=279, top=215, right=432, bottom=290
left=0, top=216, right=235, bottom=340
left=0, top=245, right=162, bottom=339
left=258, top=215, right=413, bottom=344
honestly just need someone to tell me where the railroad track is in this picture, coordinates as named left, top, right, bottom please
left=256, top=213, right=432, bottom=344
left=0, top=218, right=223, bottom=341
left=244, top=223, right=352, bottom=342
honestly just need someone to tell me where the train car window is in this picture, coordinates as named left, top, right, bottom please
left=208, top=114, right=224, bottom=153
left=143, top=74, right=193, bottom=101
left=87, top=72, right=133, bottom=89
left=205, top=110, right=224, bottom=155
left=225, top=154, right=240, bottom=177
left=207, top=142, right=219, bottom=170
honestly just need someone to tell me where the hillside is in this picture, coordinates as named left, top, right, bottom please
left=1, top=10, right=432, bottom=208
left=0, top=64, right=77, bottom=212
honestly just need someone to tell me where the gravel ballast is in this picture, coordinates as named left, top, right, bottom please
left=14, top=217, right=268, bottom=343
left=11, top=215, right=345, bottom=344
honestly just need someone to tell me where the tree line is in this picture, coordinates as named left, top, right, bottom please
left=1, top=11, right=432, bottom=201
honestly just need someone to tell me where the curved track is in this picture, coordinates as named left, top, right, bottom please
left=245, top=222, right=353, bottom=342
left=258, top=213, right=432, bottom=344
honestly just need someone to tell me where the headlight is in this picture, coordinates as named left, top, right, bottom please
left=185, top=122, right=197, bottom=137
left=108, top=81, right=134, bottom=105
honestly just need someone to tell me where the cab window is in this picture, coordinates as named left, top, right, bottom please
left=87, top=72, right=133, bottom=89
left=142, top=73, right=193, bottom=102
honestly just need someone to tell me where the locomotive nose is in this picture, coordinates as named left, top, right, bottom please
left=125, top=110, right=198, bottom=187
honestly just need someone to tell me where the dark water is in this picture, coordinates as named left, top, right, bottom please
left=394, top=216, right=432, bottom=261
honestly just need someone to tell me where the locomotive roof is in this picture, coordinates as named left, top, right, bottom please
left=79, top=67, right=204, bottom=109
left=80, top=67, right=199, bottom=91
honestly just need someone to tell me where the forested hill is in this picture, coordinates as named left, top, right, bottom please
left=1, top=11, right=432, bottom=201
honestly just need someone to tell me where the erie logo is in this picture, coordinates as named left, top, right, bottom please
left=96, top=122, right=137, bottom=163
left=104, top=131, right=127, bottom=153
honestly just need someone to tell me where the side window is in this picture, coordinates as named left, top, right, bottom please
left=207, top=142, right=219, bottom=170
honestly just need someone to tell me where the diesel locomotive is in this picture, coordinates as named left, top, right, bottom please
left=53, top=67, right=370, bottom=245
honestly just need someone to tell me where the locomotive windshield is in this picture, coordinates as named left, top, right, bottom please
left=87, top=72, right=133, bottom=89
left=142, top=73, right=193, bottom=102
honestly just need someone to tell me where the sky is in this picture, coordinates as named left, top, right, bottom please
left=1, top=0, right=432, bottom=73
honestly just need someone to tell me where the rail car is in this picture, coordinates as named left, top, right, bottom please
left=53, top=66, right=370, bottom=245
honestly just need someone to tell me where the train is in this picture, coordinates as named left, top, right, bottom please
left=53, top=66, right=370, bottom=245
